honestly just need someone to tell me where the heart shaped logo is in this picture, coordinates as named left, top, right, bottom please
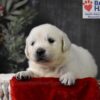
left=84, top=4, right=92, bottom=11
left=83, top=0, right=93, bottom=11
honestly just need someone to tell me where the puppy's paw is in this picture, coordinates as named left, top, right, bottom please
left=16, top=71, right=33, bottom=80
left=59, top=72, right=76, bottom=86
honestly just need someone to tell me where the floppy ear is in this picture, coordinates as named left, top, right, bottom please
left=25, top=39, right=29, bottom=59
left=62, top=33, right=71, bottom=52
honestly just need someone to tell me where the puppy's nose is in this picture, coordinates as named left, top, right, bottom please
left=36, top=48, right=45, bottom=56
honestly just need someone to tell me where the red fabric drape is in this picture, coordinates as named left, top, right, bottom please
left=10, top=77, right=100, bottom=100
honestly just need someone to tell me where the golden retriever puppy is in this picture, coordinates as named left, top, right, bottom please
left=16, top=24, right=97, bottom=85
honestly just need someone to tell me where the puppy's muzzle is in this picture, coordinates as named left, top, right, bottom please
left=36, top=48, right=45, bottom=56
left=36, top=48, right=47, bottom=62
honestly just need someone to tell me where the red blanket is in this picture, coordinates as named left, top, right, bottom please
left=10, top=77, right=100, bottom=100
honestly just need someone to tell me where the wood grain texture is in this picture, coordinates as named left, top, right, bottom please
left=35, top=0, right=100, bottom=78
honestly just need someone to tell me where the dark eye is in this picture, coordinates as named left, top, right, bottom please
left=31, top=41, right=35, bottom=46
left=48, top=38, right=55, bottom=44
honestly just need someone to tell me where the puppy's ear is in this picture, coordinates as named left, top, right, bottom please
left=25, top=39, right=29, bottom=59
left=62, top=33, right=71, bottom=52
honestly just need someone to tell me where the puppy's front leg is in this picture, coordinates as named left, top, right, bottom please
left=16, top=71, right=34, bottom=80
left=59, top=72, right=76, bottom=86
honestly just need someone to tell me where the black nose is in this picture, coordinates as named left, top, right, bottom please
left=36, top=48, right=45, bottom=56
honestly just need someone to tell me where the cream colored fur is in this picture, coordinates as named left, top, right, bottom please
left=16, top=24, right=98, bottom=85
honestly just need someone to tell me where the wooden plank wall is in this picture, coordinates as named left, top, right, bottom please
left=35, top=0, right=100, bottom=78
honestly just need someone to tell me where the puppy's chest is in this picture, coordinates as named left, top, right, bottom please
left=31, top=68, right=59, bottom=77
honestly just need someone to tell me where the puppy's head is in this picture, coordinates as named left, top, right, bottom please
left=25, top=24, right=71, bottom=66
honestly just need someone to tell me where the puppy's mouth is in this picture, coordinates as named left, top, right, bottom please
left=35, top=56, right=50, bottom=63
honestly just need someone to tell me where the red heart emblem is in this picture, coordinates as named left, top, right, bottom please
left=84, top=4, right=92, bottom=11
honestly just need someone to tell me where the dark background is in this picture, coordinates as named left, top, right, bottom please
left=34, top=0, right=100, bottom=78
left=0, top=0, right=100, bottom=78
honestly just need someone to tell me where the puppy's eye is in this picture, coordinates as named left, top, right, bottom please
left=48, top=38, right=55, bottom=44
left=31, top=41, right=35, bottom=46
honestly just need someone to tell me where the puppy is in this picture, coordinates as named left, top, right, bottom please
left=16, top=24, right=98, bottom=85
